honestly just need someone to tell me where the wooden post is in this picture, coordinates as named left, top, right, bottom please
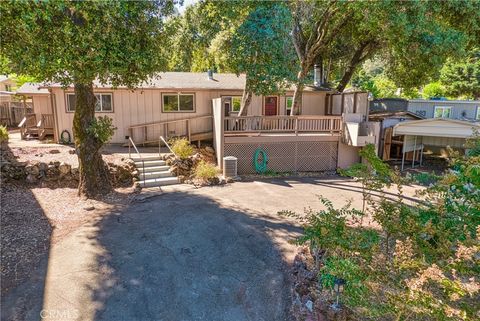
left=295, top=117, right=298, bottom=136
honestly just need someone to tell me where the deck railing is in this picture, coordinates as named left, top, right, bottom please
left=224, top=115, right=342, bottom=135
left=128, top=115, right=213, bottom=145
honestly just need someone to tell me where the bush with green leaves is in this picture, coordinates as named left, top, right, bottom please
left=0, top=125, right=8, bottom=143
left=194, top=160, right=218, bottom=181
left=284, top=137, right=480, bottom=320
left=169, top=138, right=195, bottom=159
left=86, top=116, right=116, bottom=145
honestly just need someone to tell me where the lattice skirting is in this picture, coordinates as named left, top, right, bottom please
left=224, top=141, right=338, bottom=174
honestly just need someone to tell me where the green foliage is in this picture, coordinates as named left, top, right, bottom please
left=339, top=144, right=396, bottom=211
left=285, top=135, right=480, bottom=320
left=412, top=172, right=441, bottom=186
left=440, top=49, right=480, bottom=99
left=86, top=116, right=116, bottom=145
left=0, top=1, right=175, bottom=87
left=194, top=160, right=218, bottom=181
left=422, top=82, right=447, bottom=99
left=170, top=138, right=195, bottom=159
left=0, top=125, right=8, bottom=143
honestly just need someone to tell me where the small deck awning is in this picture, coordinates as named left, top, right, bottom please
left=393, top=118, right=480, bottom=139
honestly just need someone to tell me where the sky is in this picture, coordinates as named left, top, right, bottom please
left=177, top=0, right=199, bottom=14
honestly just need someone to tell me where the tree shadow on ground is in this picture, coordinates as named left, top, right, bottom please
left=83, top=191, right=300, bottom=321
left=0, top=182, right=52, bottom=321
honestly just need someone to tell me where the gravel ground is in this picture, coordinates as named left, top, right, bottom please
left=1, top=181, right=136, bottom=296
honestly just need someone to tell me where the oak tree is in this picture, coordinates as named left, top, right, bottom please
left=0, top=0, right=175, bottom=197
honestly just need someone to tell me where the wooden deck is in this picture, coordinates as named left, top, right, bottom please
left=224, top=115, right=342, bottom=136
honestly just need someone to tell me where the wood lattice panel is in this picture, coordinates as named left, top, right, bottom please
left=224, top=141, right=338, bottom=174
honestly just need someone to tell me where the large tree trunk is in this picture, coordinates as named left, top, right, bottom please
left=73, top=82, right=112, bottom=198
left=237, top=89, right=252, bottom=117
left=336, top=41, right=376, bottom=92
left=290, top=66, right=309, bottom=115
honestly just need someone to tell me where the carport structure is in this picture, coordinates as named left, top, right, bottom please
left=393, top=118, right=480, bottom=170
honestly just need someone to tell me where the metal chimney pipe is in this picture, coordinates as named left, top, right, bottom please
left=207, top=69, right=213, bottom=80
left=313, top=64, right=321, bottom=87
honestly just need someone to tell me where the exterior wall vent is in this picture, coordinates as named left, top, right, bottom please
left=223, top=156, right=237, bottom=178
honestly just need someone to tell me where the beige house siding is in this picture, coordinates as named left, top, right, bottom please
left=32, top=95, right=53, bottom=120
left=52, top=88, right=329, bottom=144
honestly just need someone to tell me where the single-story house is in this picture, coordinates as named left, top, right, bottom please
left=393, top=118, right=480, bottom=170
left=20, top=71, right=379, bottom=173
left=408, top=99, right=480, bottom=121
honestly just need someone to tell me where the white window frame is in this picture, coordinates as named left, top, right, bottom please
left=476, top=106, right=480, bottom=120
left=66, top=93, right=76, bottom=112
left=66, top=92, right=113, bottom=113
left=94, top=93, right=113, bottom=112
left=162, top=93, right=195, bottom=113
left=433, top=106, right=452, bottom=118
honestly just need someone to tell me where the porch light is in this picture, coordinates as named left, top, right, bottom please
left=331, top=277, right=346, bottom=310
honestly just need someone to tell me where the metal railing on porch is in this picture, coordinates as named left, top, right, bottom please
left=224, top=115, right=342, bottom=135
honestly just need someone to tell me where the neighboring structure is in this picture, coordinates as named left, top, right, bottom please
left=369, top=111, right=423, bottom=160
left=370, top=98, right=408, bottom=113
left=0, top=76, right=37, bottom=126
left=408, top=99, right=480, bottom=121
left=23, top=71, right=377, bottom=173
left=393, top=118, right=480, bottom=170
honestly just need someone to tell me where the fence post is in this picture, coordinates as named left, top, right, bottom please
left=295, top=117, right=298, bottom=136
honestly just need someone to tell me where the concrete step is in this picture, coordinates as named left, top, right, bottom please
left=140, top=176, right=180, bottom=187
left=132, top=156, right=163, bottom=162
left=137, top=165, right=170, bottom=173
left=140, top=170, right=174, bottom=180
left=134, top=159, right=166, bottom=167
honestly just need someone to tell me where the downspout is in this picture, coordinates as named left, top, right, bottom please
left=49, top=88, right=60, bottom=143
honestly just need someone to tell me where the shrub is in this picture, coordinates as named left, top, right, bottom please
left=86, top=116, right=116, bottom=144
left=194, top=160, right=218, bottom=181
left=170, top=138, right=194, bottom=159
left=0, top=125, right=8, bottom=143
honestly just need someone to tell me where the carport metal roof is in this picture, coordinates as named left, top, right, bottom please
left=393, top=118, right=480, bottom=138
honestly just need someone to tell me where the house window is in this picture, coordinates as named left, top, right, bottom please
left=286, top=96, right=293, bottom=112
left=162, top=93, right=195, bottom=112
left=66, top=93, right=76, bottom=112
left=476, top=106, right=480, bottom=120
left=4, top=84, right=12, bottom=92
left=231, top=96, right=241, bottom=112
left=95, top=94, right=113, bottom=112
left=66, top=93, right=113, bottom=112
left=434, top=106, right=452, bottom=118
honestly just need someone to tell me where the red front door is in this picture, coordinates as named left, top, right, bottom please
left=264, top=96, right=278, bottom=116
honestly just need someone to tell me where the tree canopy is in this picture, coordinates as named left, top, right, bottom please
left=0, top=0, right=176, bottom=197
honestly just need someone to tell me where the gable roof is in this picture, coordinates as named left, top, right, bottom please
left=16, top=82, right=50, bottom=95
left=38, top=72, right=336, bottom=93
left=393, top=118, right=480, bottom=138
left=42, top=72, right=247, bottom=91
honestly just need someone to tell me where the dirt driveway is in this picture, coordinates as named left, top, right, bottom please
left=1, top=177, right=421, bottom=321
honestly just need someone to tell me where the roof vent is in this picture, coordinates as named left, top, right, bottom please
left=207, top=69, right=213, bottom=80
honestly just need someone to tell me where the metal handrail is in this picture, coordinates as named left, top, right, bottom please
left=159, top=135, right=176, bottom=157
left=128, top=136, right=140, bottom=159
